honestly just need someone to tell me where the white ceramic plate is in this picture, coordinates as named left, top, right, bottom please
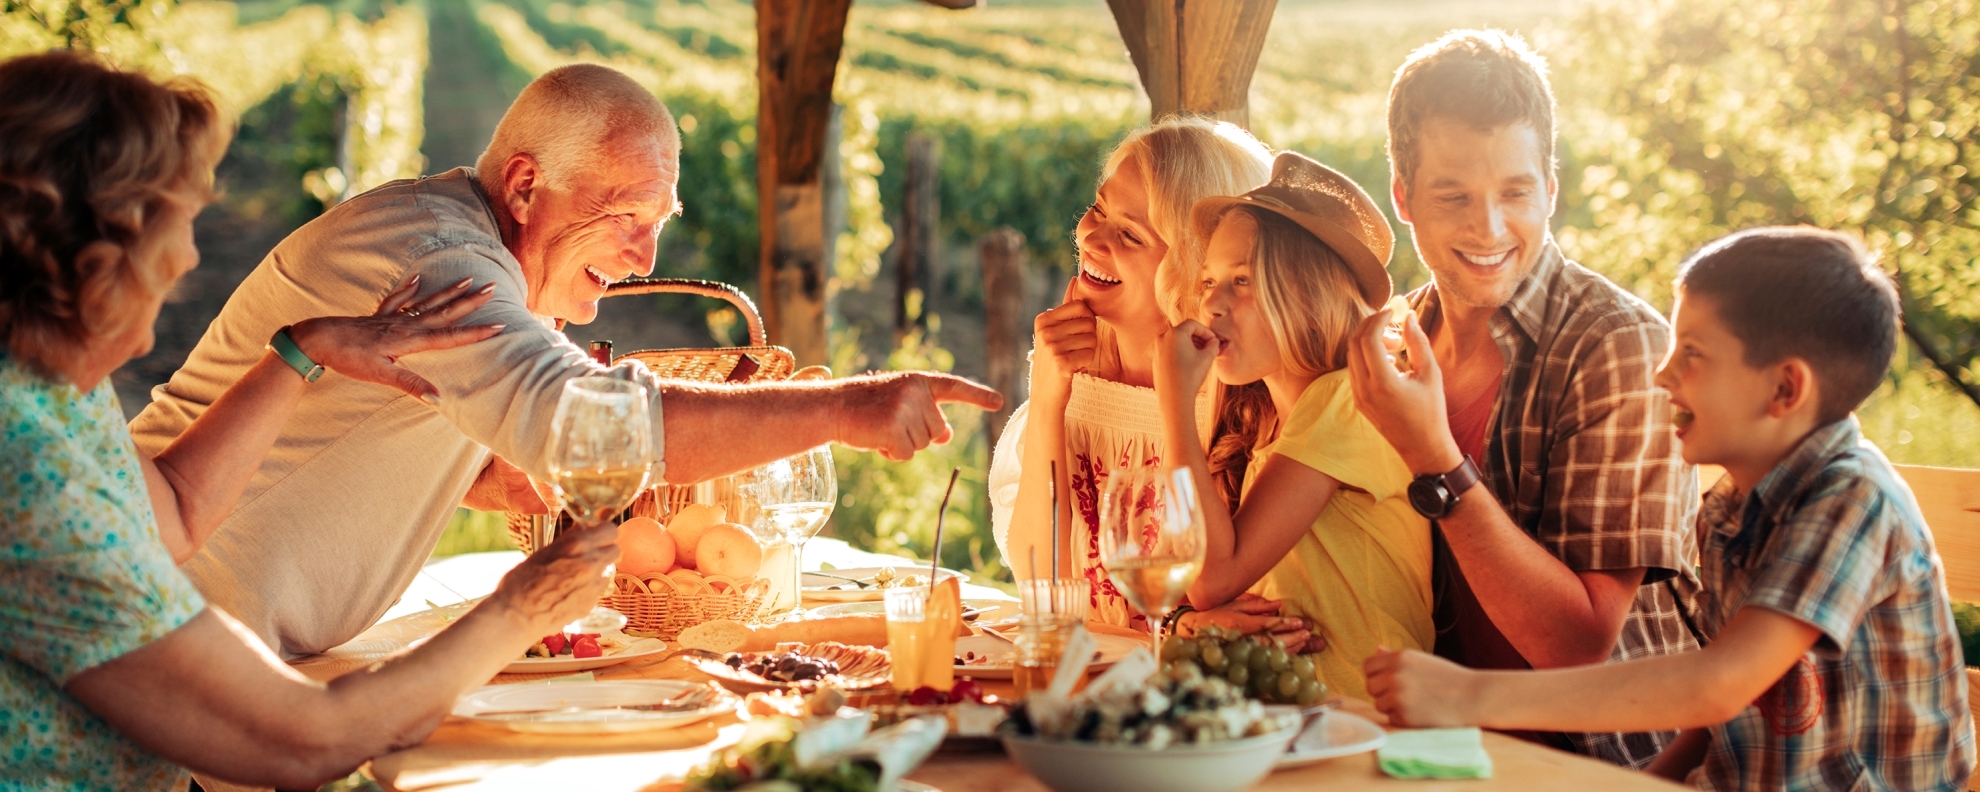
left=951, top=631, right=1142, bottom=679
left=453, top=679, right=733, bottom=734
left=807, top=599, right=1017, bottom=621
left=1275, top=709, right=1387, bottom=769
left=499, top=637, right=668, bottom=674
left=899, top=782, right=939, bottom=792
left=802, top=567, right=971, bottom=603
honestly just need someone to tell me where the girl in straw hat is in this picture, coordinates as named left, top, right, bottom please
left=1155, top=151, right=1433, bottom=702
left=989, top=118, right=1313, bottom=647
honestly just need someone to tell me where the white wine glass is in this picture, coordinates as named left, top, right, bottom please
left=762, top=446, right=836, bottom=621
left=1097, top=465, right=1207, bottom=661
left=545, top=376, right=653, bottom=634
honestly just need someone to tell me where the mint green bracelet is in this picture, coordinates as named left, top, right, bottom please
left=268, top=326, right=325, bottom=383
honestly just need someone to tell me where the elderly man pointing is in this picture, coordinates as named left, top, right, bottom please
left=132, top=64, right=1001, bottom=658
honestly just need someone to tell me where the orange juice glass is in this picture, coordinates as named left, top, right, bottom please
left=884, top=585, right=956, bottom=692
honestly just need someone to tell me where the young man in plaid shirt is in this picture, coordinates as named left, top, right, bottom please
left=1364, top=227, right=1976, bottom=790
left=1344, top=30, right=1701, bottom=767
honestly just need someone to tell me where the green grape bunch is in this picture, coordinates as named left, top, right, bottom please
left=1160, top=625, right=1327, bottom=707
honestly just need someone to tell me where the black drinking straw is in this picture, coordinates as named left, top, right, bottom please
left=927, top=468, right=961, bottom=604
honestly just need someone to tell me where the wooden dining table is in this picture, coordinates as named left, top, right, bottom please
left=300, top=547, right=1686, bottom=792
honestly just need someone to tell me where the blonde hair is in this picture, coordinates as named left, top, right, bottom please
left=1203, top=206, right=1373, bottom=505
left=1100, top=116, right=1271, bottom=324
left=477, top=64, right=676, bottom=192
left=0, top=51, right=228, bottom=382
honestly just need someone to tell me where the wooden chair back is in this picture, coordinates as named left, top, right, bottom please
left=1894, top=465, right=1980, bottom=603
left=1695, top=463, right=1980, bottom=599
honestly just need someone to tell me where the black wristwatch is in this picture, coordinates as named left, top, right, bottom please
left=1407, top=456, right=1482, bottom=520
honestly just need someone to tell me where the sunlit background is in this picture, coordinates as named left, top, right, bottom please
left=8, top=0, right=1977, bottom=584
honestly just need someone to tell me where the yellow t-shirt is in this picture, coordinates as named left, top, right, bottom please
left=1243, top=370, right=1434, bottom=701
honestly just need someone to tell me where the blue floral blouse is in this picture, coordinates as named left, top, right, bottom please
left=0, top=357, right=205, bottom=790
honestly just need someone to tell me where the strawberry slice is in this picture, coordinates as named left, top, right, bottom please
left=571, top=634, right=602, bottom=659
left=542, top=634, right=569, bottom=656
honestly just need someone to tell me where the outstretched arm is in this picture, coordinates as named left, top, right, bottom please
left=1365, top=607, right=1820, bottom=733
left=656, top=371, right=1002, bottom=485
left=65, top=521, right=618, bottom=789
left=1345, top=308, right=1647, bottom=668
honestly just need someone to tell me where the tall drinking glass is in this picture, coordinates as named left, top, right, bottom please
left=762, top=446, right=836, bottom=620
left=545, top=376, right=653, bottom=634
left=1097, top=466, right=1207, bottom=661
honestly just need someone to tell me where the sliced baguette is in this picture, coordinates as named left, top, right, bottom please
left=677, top=619, right=751, bottom=653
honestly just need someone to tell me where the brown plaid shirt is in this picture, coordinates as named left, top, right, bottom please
left=1693, top=417, right=1974, bottom=791
left=1410, top=242, right=1702, bottom=769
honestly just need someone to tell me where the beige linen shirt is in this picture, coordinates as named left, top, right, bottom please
left=131, top=168, right=666, bottom=657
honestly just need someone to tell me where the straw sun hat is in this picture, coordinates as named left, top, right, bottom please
left=1191, top=151, right=1395, bottom=306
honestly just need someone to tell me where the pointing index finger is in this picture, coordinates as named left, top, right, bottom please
left=925, top=373, right=1004, bottom=411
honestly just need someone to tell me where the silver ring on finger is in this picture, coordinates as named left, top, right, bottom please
left=401, top=306, right=424, bottom=318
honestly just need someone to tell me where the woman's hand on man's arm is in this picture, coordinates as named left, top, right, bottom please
left=149, top=276, right=505, bottom=557
left=64, top=519, right=619, bottom=789
left=288, top=275, right=508, bottom=404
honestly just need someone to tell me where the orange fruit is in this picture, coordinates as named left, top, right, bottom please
left=666, top=503, right=726, bottom=569
left=696, top=522, right=764, bottom=579
left=616, top=516, right=676, bottom=578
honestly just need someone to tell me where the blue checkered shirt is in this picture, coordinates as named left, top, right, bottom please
left=1692, top=417, right=1974, bottom=791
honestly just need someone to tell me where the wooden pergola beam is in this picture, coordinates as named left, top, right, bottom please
left=755, top=0, right=855, bottom=366
left=755, top=0, right=973, bottom=365
left=1106, top=0, right=1278, bottom=128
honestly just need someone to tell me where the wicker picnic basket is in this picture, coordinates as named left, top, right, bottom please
left=504, top=277, right=801, bottom=638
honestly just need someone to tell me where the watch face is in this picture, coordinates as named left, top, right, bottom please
left=1408, top=478, right=1449, bottom=519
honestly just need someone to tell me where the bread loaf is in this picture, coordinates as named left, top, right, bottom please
left=677, top=619, right=751, bottom=653
left=740, top=614, right=891, bottom=651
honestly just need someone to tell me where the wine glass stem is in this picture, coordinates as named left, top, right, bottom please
left=789, top=537, right=808, bottom=620
left=1150, top=611, right=1164, bottom=662
left=559, top=515, right=614, bottom=633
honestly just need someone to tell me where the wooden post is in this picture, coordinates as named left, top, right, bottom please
left=1105, top=0, right=1278, bottom=128
left=755, top=0, right=854, bottom=367
left=980, top=227, right=1027, bottom=447
left=895, top=131, right=941, bottom=335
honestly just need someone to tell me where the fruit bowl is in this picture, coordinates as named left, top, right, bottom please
left=1002, top=724, right=1301, bottom=792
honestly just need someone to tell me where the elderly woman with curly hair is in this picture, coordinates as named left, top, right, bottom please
left=0, top=51, right=621, bottom=790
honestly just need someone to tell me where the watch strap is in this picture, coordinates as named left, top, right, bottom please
left=268, top=326, right=326, bottom=383
left=1443, top=455, right=1482, bottom=498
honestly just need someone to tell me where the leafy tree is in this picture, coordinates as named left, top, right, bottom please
left=1558, top=0, right=1980, bottom=409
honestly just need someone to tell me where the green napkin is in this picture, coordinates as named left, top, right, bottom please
left=1378, top=727, right=1493, bottom=779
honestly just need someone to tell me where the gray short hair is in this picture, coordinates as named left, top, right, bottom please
left=476, top=64, right=677, bottom=191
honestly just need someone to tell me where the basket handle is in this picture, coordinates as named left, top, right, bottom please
left=606, top=277, right=767, bottom=346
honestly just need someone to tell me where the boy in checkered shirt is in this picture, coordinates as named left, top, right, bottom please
left=1364, top=226, right=1975, bottom=790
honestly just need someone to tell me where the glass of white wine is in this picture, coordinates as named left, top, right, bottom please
left=545, top=376, right=653, bottom=634
left=761, top=446, right=836, bottom=621
left=1098, top=465, right=1207, bottom=661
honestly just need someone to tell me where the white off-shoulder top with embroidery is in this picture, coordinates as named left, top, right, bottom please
left=989, top=372, right=1211, bottom=627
